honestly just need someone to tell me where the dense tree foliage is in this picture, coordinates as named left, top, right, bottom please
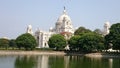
left=9, top=39, right=17, bottom=49
left=94, top=29, right=102, bottom=35
left=69, top=26, right=105, bottom=52
left=16, top=33, right=37, bottom=50
left=78, top=33, right=104, bottom=52
left=48, top=34, right=66, bottom=50
left=68, top=35, right=80, bottom=51
left=0, top=38, right=9, bottom=49
left=15, top=56, right=37, bottom=68
left=105, top=23, right=120, bottom=50
left=74, top=27, right=91, bottom=36
left=69, top=31, right=104, bottom=52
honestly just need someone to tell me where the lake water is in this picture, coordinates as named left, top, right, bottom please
left=0, top=55, right=120, bottom=68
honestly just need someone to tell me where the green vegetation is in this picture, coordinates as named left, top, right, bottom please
left=48, top=34, right=66, bottom=50
left=69, top=27, right=104, bottom=52
left=94, top=29, right=102, bottom=35
left=74, top=27, right=92, bottom=35
left=69, top=33, right=104, bottom=52
left=0, top=38, right=9, bottom=49
left=78, top=33, right=104, bottom=52
left=9, top=39, right=17, bottom=49
left=68, top=35, right=80, bottom=51
left=16, top=33, right=37, bottom=50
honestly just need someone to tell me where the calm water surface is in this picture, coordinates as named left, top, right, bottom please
left=0, top=55, right=120, bottom=68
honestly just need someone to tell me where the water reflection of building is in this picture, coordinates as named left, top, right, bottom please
left=37, top=55, right=49, bottom=68
left=109, top=58, right=113, bottom=68
left=64, top=56, right=70, bottom=68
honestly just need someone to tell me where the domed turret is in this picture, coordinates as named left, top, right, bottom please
left=26, top=25, right=33, bottom=34
left=103, top=21, right=110, bottom=36
left=49, top=27, right=54, bottom=32
left=104, top=21, right=110, bottom=28
left=28, top=25, right=32, bottom=29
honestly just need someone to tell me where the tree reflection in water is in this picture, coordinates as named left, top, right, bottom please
left=15, top=55, right=37, bottom=68
left=49, top=56, right=65, bottom=68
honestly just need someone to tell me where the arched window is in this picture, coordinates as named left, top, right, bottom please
left=37, top=36, right=39, bottom=40
left=67, top=22, right=69, bottom=25
left=44, top=43, right=47, bottom=47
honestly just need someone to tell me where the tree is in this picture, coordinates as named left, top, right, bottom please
left=105, top=23, right=120, bottom=50
left=0, top=38, right=9, bottom=49
left=48, top=34, right=66, bottom=50
left=68, top=35, right=80, bottom=51
left=9, top=39, right=17, bottom=49
left=78, top=33, right=104, bottom=52
left=16, top=33, right=37, bottom=50
left=94, top=29, right=102, bottom=35
left=74, top=27, right=92, bottom=36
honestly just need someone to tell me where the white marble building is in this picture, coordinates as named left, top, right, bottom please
left=26, top=7, right=111, bottom=48
left=33, top=7, right=74, bottom=48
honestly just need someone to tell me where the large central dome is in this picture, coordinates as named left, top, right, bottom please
left=55, top=7, right=74, bottom=34
left=57, top=8, right=72, bottom=22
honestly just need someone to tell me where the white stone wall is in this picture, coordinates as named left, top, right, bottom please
left=35, top=29, right=55, bottom=48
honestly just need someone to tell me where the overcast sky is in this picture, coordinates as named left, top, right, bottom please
left=0, top=0, right=120, bottom=39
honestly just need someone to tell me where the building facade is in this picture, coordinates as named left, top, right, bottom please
left=34, top=7, right=74, bottom=48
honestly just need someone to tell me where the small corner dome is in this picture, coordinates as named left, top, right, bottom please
left=104, top=21, right=110, bottom=27
left=28, top=25, right=32, bottom=29
left=49, top=27, right=53, bottom=30
left=105, top=21, right=110, bottom=25
left=35, top=28, right=40, bottom=33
